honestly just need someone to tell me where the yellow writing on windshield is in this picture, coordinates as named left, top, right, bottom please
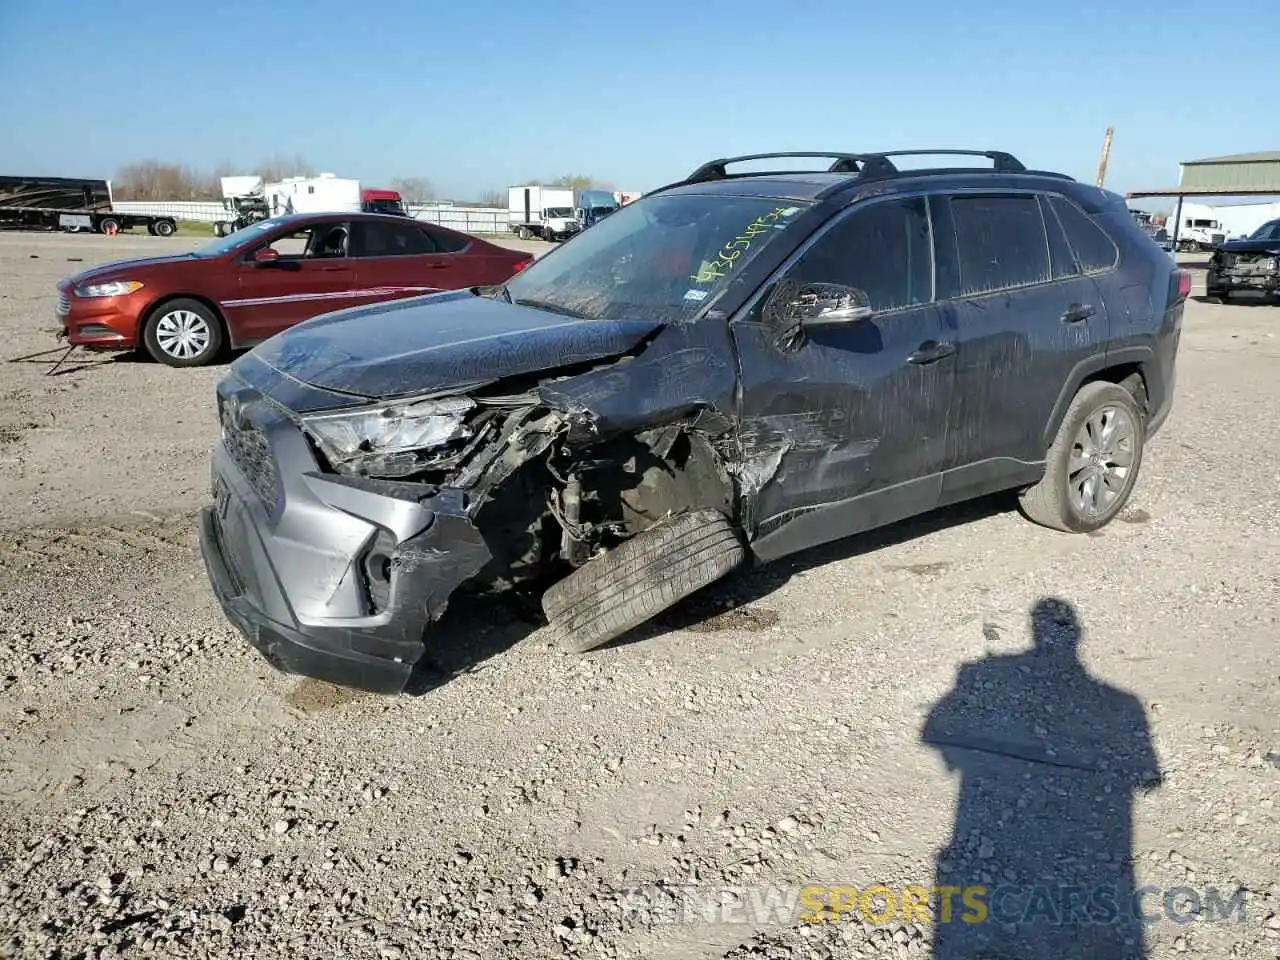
left=692, top=206, right=798, bottom=284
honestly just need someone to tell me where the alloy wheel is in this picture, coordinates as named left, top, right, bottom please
left=1068, top=404, right=1136, bottom=518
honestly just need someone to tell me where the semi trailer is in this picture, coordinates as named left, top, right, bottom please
left=0, top=175, right=179, bottom=236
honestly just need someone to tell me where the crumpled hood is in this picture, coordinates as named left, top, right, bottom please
left=246, top=290, right=663, bottom=400
left=68, top=254, right=197, bottom=284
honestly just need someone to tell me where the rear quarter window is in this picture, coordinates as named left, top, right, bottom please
left=949, top=194, right=1051, bottom=295
left=422, top=225, right=469, bottom=253
left=1049, top=196, right=1119, bottom=273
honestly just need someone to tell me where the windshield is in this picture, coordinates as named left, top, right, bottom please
left=504, top=193, right=809, bottom=324
left=191, top=217, right=288, bottom=257
left=1250, top=220, right=1280, bottom=239
left=545, top=207, right=574, bottom=218
left=366, top=199, right=406, bottom=215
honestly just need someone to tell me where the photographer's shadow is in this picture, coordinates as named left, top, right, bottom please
left=922, top=598, right=1163, bottom=959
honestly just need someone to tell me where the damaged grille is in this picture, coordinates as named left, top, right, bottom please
left=220, top=401, right=279, bottom=513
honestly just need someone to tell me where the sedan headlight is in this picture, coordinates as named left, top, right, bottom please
left=302, top=395, right=474, bottom=477
left=74, top=280, right=144, bottom=298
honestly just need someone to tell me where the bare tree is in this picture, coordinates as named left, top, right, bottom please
left=114, top=160, right=218, bottom=201
left=390, top=176, right=435, bottom=202
left=547, top=174, right=613, bottom=192
left=255, top=154, right=316, bottom=182
left=476, top=189, right=505, bottom=207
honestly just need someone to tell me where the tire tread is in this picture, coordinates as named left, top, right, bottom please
left=541, top=510, right=744, bottom=653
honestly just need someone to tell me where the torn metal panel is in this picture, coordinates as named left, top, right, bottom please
left=534, top=324, right=739, bottom=440
left=393, top=509, right=493, bottom=622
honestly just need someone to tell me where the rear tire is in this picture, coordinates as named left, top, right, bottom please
left=153, top=219, right=176, bottom=237
left=541, top=509, right=745, bottom=654
left=142, top=298, right=224, bottom=368
left=1018, top=382, right=1145, bottom=533
left=98, top=217, right=120, bottom=235
left=518, top=226, right=532, bottom=240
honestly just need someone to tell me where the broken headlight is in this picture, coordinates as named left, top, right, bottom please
left=301, top=395, right=474, bottom=478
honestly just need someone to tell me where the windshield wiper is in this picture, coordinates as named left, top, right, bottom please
left=512, top=297, right=588, bottom=319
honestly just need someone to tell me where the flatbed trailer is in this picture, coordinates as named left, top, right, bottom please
left=0, top=175, right=178, bottom=236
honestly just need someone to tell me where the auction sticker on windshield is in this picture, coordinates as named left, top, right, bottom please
left=691, top=206, right=802, bottom=284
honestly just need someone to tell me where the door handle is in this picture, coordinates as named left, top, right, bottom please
left=426, top=263, right=451, bottom=269
left=907, top=340, right=956, bottom=365
left=319, top=266, right=346, bottom=272
left=1061, top=303, right=1096, bottom=323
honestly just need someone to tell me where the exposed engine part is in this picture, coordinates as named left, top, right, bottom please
left=1212, top=251, right=1280, bottom=292
left=553, top=472, right=589, bottom=566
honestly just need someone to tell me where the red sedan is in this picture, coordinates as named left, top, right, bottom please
left=55, top=212, right=535, bottom=367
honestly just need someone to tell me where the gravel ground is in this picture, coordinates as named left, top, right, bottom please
left=0, top=231, right=1277, bottom=960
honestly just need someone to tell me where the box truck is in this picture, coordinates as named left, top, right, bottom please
left=508, top=185, right=580, bottom=242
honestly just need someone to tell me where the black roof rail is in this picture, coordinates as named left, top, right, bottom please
left=644, top=149, right=1060, bottom=199
left=684, top=152, right=900, bottom=184
left=872, top=150, right=1027, bottom=173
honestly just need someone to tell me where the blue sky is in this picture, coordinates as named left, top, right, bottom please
left=0, top=0, right=1274, bottom=207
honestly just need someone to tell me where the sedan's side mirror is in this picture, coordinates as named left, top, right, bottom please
left=251, top=247, right=280, bottom=264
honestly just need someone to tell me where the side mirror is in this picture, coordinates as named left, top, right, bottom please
left=251, top=247, right=280, bottom=264
left=791, top=282, right=874, bottom=328
left=575, top=208, right=584, bottom=220
left=764, top=280, right=874, bottom=353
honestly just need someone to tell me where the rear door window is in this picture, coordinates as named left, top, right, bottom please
left=1049, top=196, right=1119, bottom=273
left=350, top=220, right=439, bottom=257
left=948, top=194, right=1051, bottom=295
left=1040, top=196, right=1081, bottom=280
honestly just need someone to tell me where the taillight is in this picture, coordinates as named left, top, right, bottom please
left=1177, top=269, right=1192, bottom=299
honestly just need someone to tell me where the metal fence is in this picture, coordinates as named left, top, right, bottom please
left=109, top=200, right=512, bottom=235
left=408, top=204, right=508, bottom=235
left=110, top=200, right=226, bottom=222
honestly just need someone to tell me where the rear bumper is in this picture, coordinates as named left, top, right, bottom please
left=198, top=379, right=493, bottom=694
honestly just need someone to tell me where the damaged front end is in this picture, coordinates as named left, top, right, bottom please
left=290, top=350, right=741, bottom=603
left=1208, top=248, right=1280, bottom=298
left=200, top=334, right=742, bottom=694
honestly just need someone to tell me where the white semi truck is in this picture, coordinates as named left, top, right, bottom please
left=213, top=174, right=366, bottom=236
left=1170, top=202, right=1228, bottom=252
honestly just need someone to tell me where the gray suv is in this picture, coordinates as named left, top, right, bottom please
left=198, top=149, right=1189, bottom=694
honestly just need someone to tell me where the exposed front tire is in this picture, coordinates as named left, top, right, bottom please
left=142, top=298, right=224, bottom=368
left=1018, top=382, right=1145, bottom=533
left=541, top=509, right=746, bottom=654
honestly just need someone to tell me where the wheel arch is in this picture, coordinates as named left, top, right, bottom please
left=1041, top=348, right=1154, bottom=449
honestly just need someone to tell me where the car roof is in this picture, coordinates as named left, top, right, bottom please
left=270, top=211, right=444, bottom=227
